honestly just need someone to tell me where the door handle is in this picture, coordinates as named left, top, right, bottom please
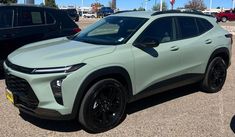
left=170, top=46, right=179, bottom=51
left=205, top=39, right=212, bottom=44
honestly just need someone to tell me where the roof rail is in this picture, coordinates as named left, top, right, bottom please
left=151, top=9, right=214, bottom=17
left=114, top=10, right=136, bottom=14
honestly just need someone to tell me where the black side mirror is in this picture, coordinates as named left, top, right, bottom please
left=133, top=37, right=159, bottom=48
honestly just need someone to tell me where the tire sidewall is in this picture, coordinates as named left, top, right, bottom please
left=79, top=79, right=127, bottom=133
left=202, top=57, right=227, bottom=93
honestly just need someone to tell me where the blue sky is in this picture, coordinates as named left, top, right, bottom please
left=18, top=0, right=233, bottom=10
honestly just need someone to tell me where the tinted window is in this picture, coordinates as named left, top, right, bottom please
left=196, top=18, right=213, bottom=34
left=73, top=16, right=147, bottom=45
left=46, top=12, right=55, bottom=24
left=137, top=17, right=174, bottom=43
left=18, top=8, right=45, bottom=26
left=0, top=9, right=13, bottom=28
left=61, top=12, right=77, bottom=28
left=177, top=17, right=198, bottom=39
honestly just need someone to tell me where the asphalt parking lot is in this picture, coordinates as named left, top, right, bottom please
left=0, top=19, right=234, bottom=137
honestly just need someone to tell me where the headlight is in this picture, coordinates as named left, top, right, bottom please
left=32, top=63, right=86, bottom=74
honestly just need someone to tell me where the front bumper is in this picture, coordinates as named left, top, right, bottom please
left=3, top=61, right=92, bottom=120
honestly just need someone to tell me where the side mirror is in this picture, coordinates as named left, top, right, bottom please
left=133, top=37, right=159, bottom=48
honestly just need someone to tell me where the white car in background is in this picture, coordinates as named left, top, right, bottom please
left=83, top=12, right=96, bottom=18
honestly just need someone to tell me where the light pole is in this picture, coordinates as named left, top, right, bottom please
left=233, top=0, right=235, bottom=9
left=82, top=0, right=84, bottom=7
left=160, top=0, right=162, bottom=11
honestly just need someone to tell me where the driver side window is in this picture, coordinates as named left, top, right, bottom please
left=137, top=17, right=175, bottom=44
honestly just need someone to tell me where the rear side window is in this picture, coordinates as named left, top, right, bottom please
left=0, top=9, right=13, bottom=29
left=60, top=12, right=76, bottom=28
left=18, top=8, right=45, bottom=26
left=46, top=12, right=55, bottom=24
left=137, top=17, right=175, bottom=43
left=196, top=18, right=213, bottom=34
left=177, top=17, right=198, bottom=39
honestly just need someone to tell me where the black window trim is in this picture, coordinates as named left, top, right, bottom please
left=195, top=17, right=214, bottom=35
left=175, top=16, right=214, bottom=41
left=44, top=10, right=56, bottom=25
left=16, top=7, right=46, bottom=28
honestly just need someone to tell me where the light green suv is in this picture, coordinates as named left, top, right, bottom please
left=4, top=11, right=232, bottom=132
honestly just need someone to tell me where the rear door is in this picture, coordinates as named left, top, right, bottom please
left=174, top=16, right=213, bottom=74
left=43, top=10, right=58, bottom=39
left=13, top=7, right=46, bottom=47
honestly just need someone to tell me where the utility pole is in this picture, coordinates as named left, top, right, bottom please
left=81, top=0, right=84, bottom=7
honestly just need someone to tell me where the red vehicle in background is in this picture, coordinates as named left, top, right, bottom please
left=216, top=9, right=235, bottom=22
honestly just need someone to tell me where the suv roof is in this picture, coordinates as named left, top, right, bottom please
left=113, top=10, right=214, bottom=19
left=0, top=4, right=59, bottom=10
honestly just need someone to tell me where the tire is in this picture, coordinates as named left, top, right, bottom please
left=221, top=17, right=227, bottom=22
left=79, top=79, right=127, bottom=133
left=201, top=57, right=227, bottom=93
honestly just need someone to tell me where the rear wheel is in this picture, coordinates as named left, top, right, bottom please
left=79, top=79, right=127, bottom=133
left=221, top=17, right=227, bottom=22
left=201, top=57, right=227, bottom=93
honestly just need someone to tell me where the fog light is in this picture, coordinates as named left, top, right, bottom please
left=51, top=78, right=65, bottom=105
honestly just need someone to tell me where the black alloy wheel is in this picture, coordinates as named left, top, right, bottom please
left=201, top=57, right=227, bottom=93
left=79, top=79, right=127, bottom=133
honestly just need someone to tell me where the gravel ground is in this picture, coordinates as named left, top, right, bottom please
left=0, top=20, right=234, bottom=137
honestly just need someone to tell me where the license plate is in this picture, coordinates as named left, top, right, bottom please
left=5, top=89, right=14, bottom=104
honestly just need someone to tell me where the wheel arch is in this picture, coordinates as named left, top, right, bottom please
left=207, top=47, right=230, bottom=70
left=71, top=66, right=133, bottom=119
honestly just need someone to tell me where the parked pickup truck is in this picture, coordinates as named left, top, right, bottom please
left=216, top=10, right=235, bottom=22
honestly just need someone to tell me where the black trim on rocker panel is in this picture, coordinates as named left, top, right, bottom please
left=129, top=74, right=204, bottom=103
left=70, top=66, right=133, bottom=119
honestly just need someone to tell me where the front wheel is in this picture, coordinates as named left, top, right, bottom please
left=79, top=79, right=127, bottom=133
left=201, top=57, right=227, bottom=93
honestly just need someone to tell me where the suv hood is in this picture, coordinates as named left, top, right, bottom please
left=8, top=37, right=116, bottom=68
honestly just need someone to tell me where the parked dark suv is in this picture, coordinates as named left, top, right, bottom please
left=0, top=5, right=80, bottom=73
left=97, top=7, right=114, bottom=18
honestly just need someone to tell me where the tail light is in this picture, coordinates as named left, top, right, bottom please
left=225, top=34, right=233, bottom=45
left=73, top=28, right=81, bottom=33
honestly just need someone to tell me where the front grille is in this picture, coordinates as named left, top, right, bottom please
left=5, top=59, right=34, bottom=74
left=5, top=75, right=39, bottom=109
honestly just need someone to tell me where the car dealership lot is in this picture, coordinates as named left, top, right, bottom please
left=0, top=20, right=234, bottom=137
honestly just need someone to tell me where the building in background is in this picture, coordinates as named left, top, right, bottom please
left=25, top=0, right=34, bottom=4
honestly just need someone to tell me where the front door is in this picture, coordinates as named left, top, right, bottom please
left=132, top=17, right=181, bottom=94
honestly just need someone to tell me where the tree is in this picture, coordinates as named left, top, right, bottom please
left=152, top=1, right=168, bottom=11
left=0, top=0, right=17, bottom=4
left=45, top=0, right=57, bottom=8
left=138, top=7, right=145, bottom=11
left=184, top=0, right=206, bottom=10
left=91, top=2, right=104, bottom=12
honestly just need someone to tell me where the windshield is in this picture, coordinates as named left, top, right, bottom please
left=72, top=16, right=148, bottom=45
